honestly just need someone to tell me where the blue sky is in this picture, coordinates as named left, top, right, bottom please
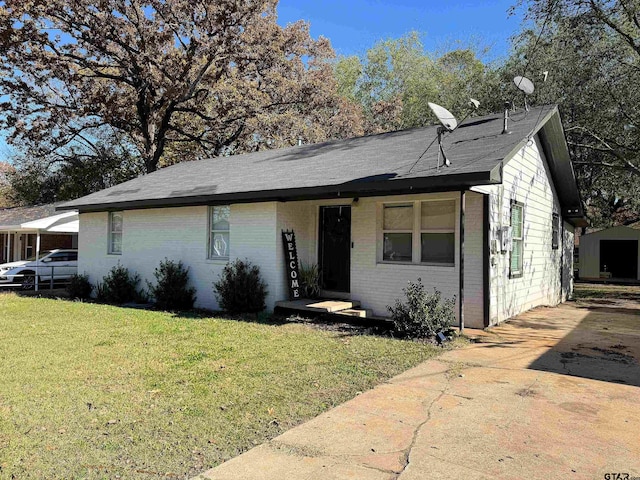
left=0, top=0, right=524, bottom=161
left=277, top=0, right=523, bottom=60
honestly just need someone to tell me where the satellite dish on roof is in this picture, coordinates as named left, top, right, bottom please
left=428, top=102, right=457, bottom=132
left=512, top=75, right=536, bottom=112
left=513, top=76, right=535, bottom=95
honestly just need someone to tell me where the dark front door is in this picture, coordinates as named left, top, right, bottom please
left=600, top=240, right=638, bottom=279
left=319, top=206, right=351, bottom=292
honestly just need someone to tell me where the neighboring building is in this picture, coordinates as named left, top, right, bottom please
left=58, top=105, right=586, bottom=328
left=579, top=226, right=640, bottom=281
left=0, top=204, right=79, bottom=263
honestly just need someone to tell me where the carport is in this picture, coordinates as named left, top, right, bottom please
left=0, top=204, right=79, bottom=290
left=1, top=204, right=78, bottom=263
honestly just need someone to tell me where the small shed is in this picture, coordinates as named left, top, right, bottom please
left=579, top=226, right=640, bottom=281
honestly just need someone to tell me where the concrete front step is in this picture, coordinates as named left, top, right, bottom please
left=336, top=308, right=373, bottom=318
left=275, top=299, right=361, bottom=314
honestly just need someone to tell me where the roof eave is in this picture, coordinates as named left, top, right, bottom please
left=536, top=109, right=588, bottom=226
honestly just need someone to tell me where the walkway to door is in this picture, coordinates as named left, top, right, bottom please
left=196, top=291, right=640, bottom=480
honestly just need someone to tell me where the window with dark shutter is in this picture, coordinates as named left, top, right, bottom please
left=552, top=213, right=559, bottom=250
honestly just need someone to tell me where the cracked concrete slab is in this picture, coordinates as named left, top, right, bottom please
left=195, top=300, right=640, bottom=480
left=192, top=443, right=395, bottom=480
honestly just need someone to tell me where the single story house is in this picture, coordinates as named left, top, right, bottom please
left=58, top=105, right=586, bottom=328
left=0, top=204, right=79, bottom=264
left=579, top=226, right=640, bottom=281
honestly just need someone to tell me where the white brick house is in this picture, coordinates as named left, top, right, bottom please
left=59, top=105, right=586, bottom=328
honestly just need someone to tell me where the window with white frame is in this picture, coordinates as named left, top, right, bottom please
left=510, top=202, right=524, bottom=277
left=382, top=204, right=413, bottom=262
left=209, top=205, right=230, bottom=259
left=381, top=200, right=456, bottom=264
left=108, top=211, right=123, bottom=255
left=421, top=200, right=455, bottom=264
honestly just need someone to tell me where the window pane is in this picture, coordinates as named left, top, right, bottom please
left=511, top=205, right=523, bottom=238
left=111, top=212, right=123, bottom=233
left=421, top=233, right=455, bottom=264
left=383, top=233, right=412, bottom=262
left=511, top=239, right=522, bottom=273
left=383, top=205, right=413, bottom=230
left=110, top=233, right=122, bottom=254
left=211, top=232, right=230, bottom=258
left=421, top=200, right=455, bottom=230
left=212, top=206, right=230, bottom=231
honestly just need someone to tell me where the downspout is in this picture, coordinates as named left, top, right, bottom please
left=459, top=189, right=466, bottom=332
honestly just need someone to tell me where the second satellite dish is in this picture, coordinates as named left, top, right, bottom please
left=428, top=102, right=457, bottom=131
left=513, top=76, right=535, bottom=95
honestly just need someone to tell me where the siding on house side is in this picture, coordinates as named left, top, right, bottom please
left=474, top=135, right=573, bottom=323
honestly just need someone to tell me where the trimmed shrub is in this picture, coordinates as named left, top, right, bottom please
left=96, top=263, right=142, bottom=304
left=213, top=259, right=268, bottom=314
left=387, top=278, right=455, bottom=339
left=147, top=259, right=196, bottom=311
left=66, top=273, right=93, bottom=300
left=299, top=262, right=320, bottom=299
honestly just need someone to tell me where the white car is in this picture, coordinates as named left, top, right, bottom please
left=0, top=249, right=78, bottom=290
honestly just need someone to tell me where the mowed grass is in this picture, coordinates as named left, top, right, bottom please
left=0, top=294, right=447, bottom=479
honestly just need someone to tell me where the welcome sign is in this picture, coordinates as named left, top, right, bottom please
left=282, top=230, right=301, bottom=299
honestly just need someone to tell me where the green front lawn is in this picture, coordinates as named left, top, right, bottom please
left=0, top=294, right=448, bottom=479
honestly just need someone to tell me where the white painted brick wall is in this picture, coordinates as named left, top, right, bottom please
left=79, top=194, right=486, bottom=326
left=463, top=192, right=485, bottom=328
left=79, top=203, right=279, bottom=310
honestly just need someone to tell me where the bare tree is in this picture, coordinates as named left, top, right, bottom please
left=0, top=0, right=362, bottom=174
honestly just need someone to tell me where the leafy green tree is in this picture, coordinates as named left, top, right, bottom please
left=334, top=32, right=501, bottom=134
left=7, top=139, right=144, bottom=205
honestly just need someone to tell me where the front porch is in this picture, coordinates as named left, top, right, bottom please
left=274, top=190, right=488, bottom=329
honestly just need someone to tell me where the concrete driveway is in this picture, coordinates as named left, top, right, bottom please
left=197, top=297, right=640, bottom=480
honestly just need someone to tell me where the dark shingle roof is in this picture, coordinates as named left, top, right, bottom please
left=0, top=203, right=59, bottom=228
left=59, top=105, right=558, bottom=212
